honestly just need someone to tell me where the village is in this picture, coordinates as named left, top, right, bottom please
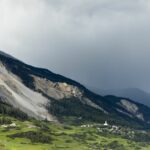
left=80, top=121, right=136, bottom=140
left=0, top=120, right=148, bottom=142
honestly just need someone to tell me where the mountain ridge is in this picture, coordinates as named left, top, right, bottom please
left=92, top=87, right=150, bottom=107
left=0, top=51, right=150, bottom=129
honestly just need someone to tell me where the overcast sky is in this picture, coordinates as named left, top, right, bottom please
left=1, top=0, right=150, bottom=92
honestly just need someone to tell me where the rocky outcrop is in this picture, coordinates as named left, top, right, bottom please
left=32, top=75, right=83, bottom=100
left=119, top=99, right=144, bottom=121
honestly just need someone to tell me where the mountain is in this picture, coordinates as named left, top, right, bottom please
left=93, top=88, right=150, bottom=108
left=1, top=51, right=150, bottom=128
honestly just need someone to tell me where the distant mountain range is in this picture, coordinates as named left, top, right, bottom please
left=0, top=51, right=150, bottom=129
left=92, top=88, right=150, bottom=107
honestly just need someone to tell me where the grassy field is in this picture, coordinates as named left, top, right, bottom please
left=0, top=116, right=150, bottom=150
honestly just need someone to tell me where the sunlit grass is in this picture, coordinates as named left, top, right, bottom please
left=0, top=115, right=150, bottom=150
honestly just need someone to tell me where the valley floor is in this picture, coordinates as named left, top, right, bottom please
left=0, top=116, right=150, bottom=150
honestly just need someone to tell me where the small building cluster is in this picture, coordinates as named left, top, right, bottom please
left=80, top=121, right=136, bottom=140
left=81, top=124, right=93, bottom=128
left=81, top=121, right=109, bottom=128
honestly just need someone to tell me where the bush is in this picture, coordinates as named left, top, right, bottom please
left=0, top=117, right=12, bottom=124
left=8, top=131, right=52, bottom=144
left=106, top=141, right=126, bottom=150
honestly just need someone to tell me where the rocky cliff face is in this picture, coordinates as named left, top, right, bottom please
left=32, top=75, right=83, bottom=100
left=119, top=99, right=144, bottom=121
left=0, top=63, right=55, bottom=121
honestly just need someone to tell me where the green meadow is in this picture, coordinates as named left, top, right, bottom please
left=0, top=115, right=150, bottom=150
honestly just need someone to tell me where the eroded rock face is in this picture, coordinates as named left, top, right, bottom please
left=119, top=99, right=144, bottom=121
left=32, top=75, right=83, bottom=100
left=120, top=99, right=139, bottom=114
left=0, top=85, right=14, bottom=103
left=32, top=76, right=110, bottom=114
left=0, top=64, right=56, bottom=122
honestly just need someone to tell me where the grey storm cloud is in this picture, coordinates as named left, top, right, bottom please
left=0, top=0, right=150, bottom=91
